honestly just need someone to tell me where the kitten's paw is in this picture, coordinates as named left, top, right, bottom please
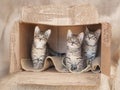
left=62, top=68, right=69, bottom=72
left=38, top=63, right=44, bottom=69
left=33, top=61, right=43, bottom=69
left=33, top=63, right=43, bottom=69
left=32, top=59, right=44, bottom=69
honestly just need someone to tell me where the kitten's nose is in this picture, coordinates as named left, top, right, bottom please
left=71, top=65, right=77, bottom=70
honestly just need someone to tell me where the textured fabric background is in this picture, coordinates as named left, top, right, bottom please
left=0, top=0, right=120, bottom=90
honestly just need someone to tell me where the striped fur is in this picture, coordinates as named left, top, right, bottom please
left=31, top=26, right=51, bottom=69
left=63, top=30, right=84, bottom=72
left=83, top=27, right=101, bottom=65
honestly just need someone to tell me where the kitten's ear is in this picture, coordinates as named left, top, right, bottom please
left=34, top=26, right=40, bottom=36
left=85, top=27, right=89, bottom=34
left=44, top=29, right=51, bottom=39
left=67, top=30, right=72, bottom=38
left=95, top=29, right=101, bottom=38
left=78, top=32, right=84, bottom=42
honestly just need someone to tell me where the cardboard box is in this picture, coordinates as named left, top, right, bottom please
left=9, top=4, right=111, bottom=86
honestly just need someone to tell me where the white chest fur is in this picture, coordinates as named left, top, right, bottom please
left=31, top=45, right=46, bottom=60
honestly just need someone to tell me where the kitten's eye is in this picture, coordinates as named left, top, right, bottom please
left=34, top=36, right=40, bottom=39
left=39, top=38, right=42, bottom=40
left=34, top=36, right=38, bottom=38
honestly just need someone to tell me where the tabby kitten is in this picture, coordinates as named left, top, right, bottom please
left=83, top=27, right=101, bottom=66
left=63, top=30, right=84, bottom=72
left=31, top=26, right=51, bottom=69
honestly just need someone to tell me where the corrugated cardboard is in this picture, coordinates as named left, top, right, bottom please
left=10, top=4, right=111, bottom=79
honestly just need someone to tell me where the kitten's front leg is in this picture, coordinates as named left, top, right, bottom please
left=33, top=59, right=44, bottom=69
left=33, top=59, right=39, bottom=69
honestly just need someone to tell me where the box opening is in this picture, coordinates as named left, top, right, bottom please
left=19, top=22, right=101, bottom=72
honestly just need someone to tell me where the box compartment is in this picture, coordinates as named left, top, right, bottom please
left=20, top=23, right=101, bottom=60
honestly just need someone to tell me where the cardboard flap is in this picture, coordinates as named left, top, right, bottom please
left=21, top=4, right=99, bottom=25
left=101, top=23, right=111, bottom=76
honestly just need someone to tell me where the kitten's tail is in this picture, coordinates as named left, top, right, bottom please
left=47, top=43, right=65, bottom=57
